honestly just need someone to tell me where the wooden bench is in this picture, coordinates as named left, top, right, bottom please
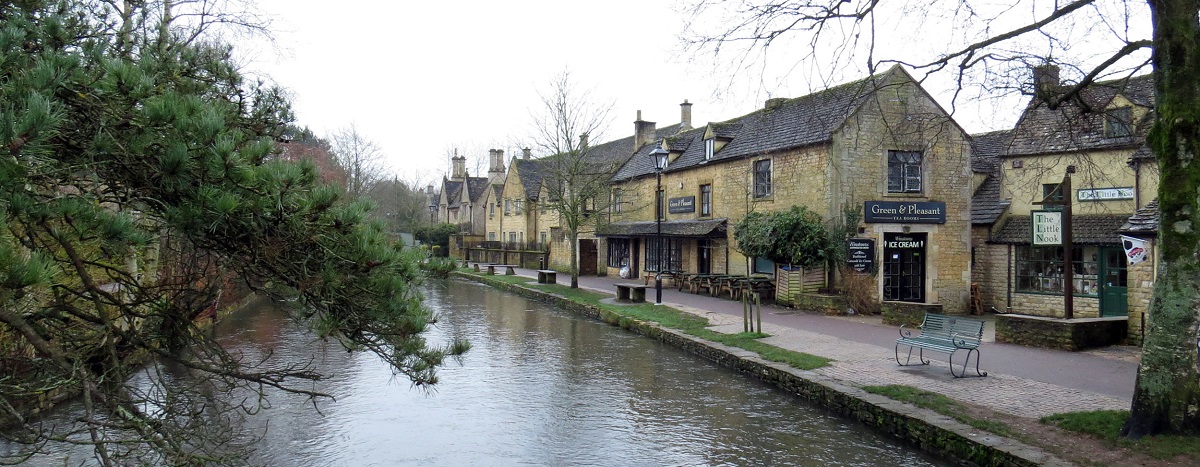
left=614, top=283, right=650, bottom=303
left=536, top=269, right=558, bottom=284
left=895, top=313, right=988, bottom=378
left=487, top=264, right=517, bottom=275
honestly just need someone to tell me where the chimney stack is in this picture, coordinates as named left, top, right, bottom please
left=427, top=184, right=434, bottom=195
left=579, top=132, right=589, bottom=149
left=679, top=100, right=692, bottom=131
left=523, top=147, right=532, bottom=160
left=765, top=98, right=786, bottom=111
left=488, top=149, right=505, bottom=175
left=1033, top=64, right=1061, bottom=98
left=451, top=151, right=465, bottom=181
left=633, top=110, right=657, bottom=151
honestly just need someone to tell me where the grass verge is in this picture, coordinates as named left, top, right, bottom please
left=1041, top=410, right=1200, bottom=460
left=864, top=384, right=1015, bottom=436
left=458, top=269, right=831, bottom=371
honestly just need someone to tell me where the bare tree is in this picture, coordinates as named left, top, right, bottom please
left=683, top=0, right=1199, bottom=438
left=529, top=70, right=615, bottom=288
left=330, top=123, right=387, bottom=197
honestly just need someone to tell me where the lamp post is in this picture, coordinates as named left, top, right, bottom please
left=649, top=148, right=669, bottom=304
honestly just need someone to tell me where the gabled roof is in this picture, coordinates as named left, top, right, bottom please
left=443, top=180, right=463, bottom=209
left=513, top=159, right=544, bottom=201
left=465, top=176, right=489, bottom=203
left=1007, top=74, right=1155, bottom=157
left=613, top=65, right=911, bottom=182
left=970, top=130, right=1013, bottom=225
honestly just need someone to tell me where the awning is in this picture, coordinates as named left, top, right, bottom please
left=990, top=214, right=1130, bottom=245
left=596, top=218, right=727, bottom=238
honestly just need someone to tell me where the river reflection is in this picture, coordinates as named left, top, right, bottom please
left=9, top=278, right=948, bottom=466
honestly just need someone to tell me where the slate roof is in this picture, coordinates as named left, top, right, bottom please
left=513, top=159, right=544, bottom=201
left=1119, top=198, right=1159, bottom=236
left=443, top=180, right=463, bottom=209
left=970, top=130, right=1013, bottom=225
left=465, top=177, right=489, bottom=203
left=613, top=66, right=908, bottom=182
left=596, top=218, right=728, bottom=238
left=990, top=214, right=1131, bottom=244
left=1006, top=74, right=1155, bottom=157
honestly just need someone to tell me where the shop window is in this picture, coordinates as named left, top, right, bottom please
left=1105, top=106, right=1133, bottom=138
left=700, top=184, right=712, bottom=217
left=607, top=238, right=630, bottom=268
left=646, top=238, right=682, bottom=272
left=887, top=150, right=923, bottom=193
left=1015, top=246, right=1099, bottom=295
left=752, top=257, right=775, bottom=275
left=753, top=159, right=772, bottom=198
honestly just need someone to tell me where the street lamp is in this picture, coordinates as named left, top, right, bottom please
left=648, top=147, right=669, bottom=304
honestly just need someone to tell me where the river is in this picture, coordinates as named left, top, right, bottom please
left=8, top=277, right=948, bottom=466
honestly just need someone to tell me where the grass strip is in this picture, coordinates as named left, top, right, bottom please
left=1041, top=410, right=1200, bottom=460
left=864, top=384, right=1015, bottom=436
left=458, top=269, right=831, bottom=371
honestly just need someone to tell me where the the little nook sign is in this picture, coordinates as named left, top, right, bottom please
left=1031, top=210, right=1063, bottom=246
left=864, top=201, right=946, bottom=224
left=668, top=196, right=695, bottom=213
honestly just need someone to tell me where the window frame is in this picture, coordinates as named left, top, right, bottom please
left=886, top=150, right=923, bottom=194
left=753, top=159, right=772, bottom=198
left=1105, top=106, right=1133, bottom=138
left=699, top=183, right=712, bottom=217
left=606, top=238, right=630, bottom=268
left=704, top=138, right=715, bottom=161
left=645, top=237, right=682, bottom=272
left=1015, top=245, right=1100, bottom=296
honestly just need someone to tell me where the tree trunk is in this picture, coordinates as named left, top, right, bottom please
left=1122, top=0, right=1200, bottom=438
left=569, top=228, right=579, bottom=288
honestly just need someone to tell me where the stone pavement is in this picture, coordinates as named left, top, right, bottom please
left=499, top=266, right=1138, bottom=420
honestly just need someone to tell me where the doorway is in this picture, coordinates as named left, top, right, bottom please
left=697, top=239, right=712, bottom=274
left=883, top=233, right=926, bottom=302
left=1098, top=247, right=1128, bottom=317
left=578, top=239, right=598, bottom=276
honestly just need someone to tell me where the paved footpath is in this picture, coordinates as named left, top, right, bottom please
left=496, top=267, right=1138, bottom=420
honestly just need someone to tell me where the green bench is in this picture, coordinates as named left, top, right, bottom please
left=895, top=312, right=988, bottom=378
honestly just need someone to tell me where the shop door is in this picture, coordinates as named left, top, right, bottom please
left=1099, top=247, right=1128, bottom=317
left=578, top=239, right=598, bottom=276
left=883, top=233, right=926, bottom=302
left=697, top=240, right=712, bottom=274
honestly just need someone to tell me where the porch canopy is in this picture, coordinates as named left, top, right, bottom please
left=596, top=218, right=727, bottom=238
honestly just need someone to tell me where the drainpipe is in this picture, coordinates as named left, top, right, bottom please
left=1006, top=244, right=1013, bottom=312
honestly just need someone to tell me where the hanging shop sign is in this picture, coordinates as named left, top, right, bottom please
left=1031, top=210, right=1063, bottom=246
left=846, top=238, right=875, bottom=273
left=1120, top=235, right=1148, bottom=265
left=863, top=201, right=946, bottom=224
left=1077, top=187, right=1134, bottom=201
left=668, top=196, right=696, bottom=213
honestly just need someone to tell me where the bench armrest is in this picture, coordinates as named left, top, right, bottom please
left=898, top=324, right=918, bottom=339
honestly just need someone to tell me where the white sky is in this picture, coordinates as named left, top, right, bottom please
left=237, top=0, right=1151, bottom=185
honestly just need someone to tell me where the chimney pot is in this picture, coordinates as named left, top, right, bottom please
left=679, top=100, right=693, bottom=131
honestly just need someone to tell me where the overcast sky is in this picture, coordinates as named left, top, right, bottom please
left=237, top=0, right=1151, bottom=186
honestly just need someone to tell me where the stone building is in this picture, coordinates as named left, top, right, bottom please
left=971, top=69, right=1158, bottom=343
left=601, top=65, right=975, bottom=314
left=436, top=150, right=506, bottom=236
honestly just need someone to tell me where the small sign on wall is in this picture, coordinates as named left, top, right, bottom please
left=668, top=196, right=696, bottom=213
left=1031, top=210, right=1063, bottom=246
left=846, top=238, right=875, bottom=273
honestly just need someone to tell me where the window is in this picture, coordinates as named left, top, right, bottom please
left=515, top=199, right=523, bottom=214
left=752, top=257, right=775, bottom=275
left=611, top=189, right=623, bottom=213
left=1042, top=183, right=1065, bottom=211
left=540, top=231, right=548, bottom=246
left=645, top=238, right=682, bottom=272
left=753, top=159, right=772, bottom=198
left=887, top=150, right=923, bottom=193
left=1105, top=106, right=1133, bottom=138
left=508, top=232, right=516, bottom=244
left=488, top=232, right=496, bottom=241
left=704, top=138, right=715, bottom=161
left=607, top=238, right=630, bottom=268
left=700, top=184, right=712, bottom=217
left=504, top=199, right=511, bottom=215
left=1015, top=246, right=1099, bottom=295
left=489, top=202, right=495, bottom=218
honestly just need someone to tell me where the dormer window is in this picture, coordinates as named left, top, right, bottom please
left=704, top=138, right=714, bottom=160
left=1105, top=106, right=1133, bottom=138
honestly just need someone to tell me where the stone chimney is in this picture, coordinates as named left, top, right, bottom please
left=451, top=152, right=465, bottom=181
left=522, top=147, right=532, bottom=160
left=765, top=97, right=786, bottom=111
left=633, top=110, right=657, bottom=151
left=1033, top=64, right=1061, bottom=97
left=488, top=149, right=505, bottom=175
left=426, top=184, right=434, bottom=195
left=679, top=100, right=693, bottom=131
left=579, top=132, right=589, bottom=149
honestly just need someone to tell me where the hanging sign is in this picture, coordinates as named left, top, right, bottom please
left=1031, top=211, right=1062, bottom=246
left=1120, top=235, right=1148, bottom=265
left=846, top=238, right=875, bottom=273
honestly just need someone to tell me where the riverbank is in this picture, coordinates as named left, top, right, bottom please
left=456, top=269, right=1193, bottom=466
